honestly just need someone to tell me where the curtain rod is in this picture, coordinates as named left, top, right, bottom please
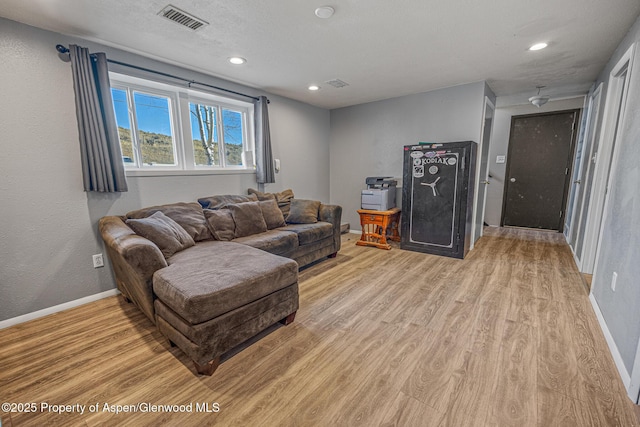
left=56, top=44, right=268, bottom=103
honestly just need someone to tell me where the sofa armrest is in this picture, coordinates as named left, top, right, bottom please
left=319, top=204, right=342, bottom=253
left=99, top=216, right=168, bottom=323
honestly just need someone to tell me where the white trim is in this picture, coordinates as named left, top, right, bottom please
left=125, top=168, right=255, bottom=177
left=629, top=329, right=640, bottom=403
left=589, top=293, right=631, bottom=392
left=349, top=229, right=362, bottom=235
left=0, top=289, right=120, bottom=330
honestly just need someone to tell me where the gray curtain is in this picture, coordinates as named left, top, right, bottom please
left=69, top=45, right=128, bottom=192
left=255, top=96, right=275, bottom=184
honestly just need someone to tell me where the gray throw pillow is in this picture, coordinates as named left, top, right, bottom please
left=204, top=209, right=236, bottom=241
left=259, top=199, right=286, bottom=229
left=286, top=199, right=320, bottom=224
left=126, top=211, right=195, bottom=258
left=126, top=202, right=212, bottom=242
left=228, top=201, right=268, bottom=237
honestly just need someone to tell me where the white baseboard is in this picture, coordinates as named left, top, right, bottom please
left=589, top=293, right=632, bottom=393
left=0, top=289, right=120, bottom=330
left=348, top=230, right=362, bottom=235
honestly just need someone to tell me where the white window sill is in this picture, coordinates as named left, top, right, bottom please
left=125, top=168, right=256, bottom=177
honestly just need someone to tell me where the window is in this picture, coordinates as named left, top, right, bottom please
left=110, top=73, right=255, bottom=175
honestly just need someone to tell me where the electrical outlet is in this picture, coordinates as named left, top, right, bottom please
left=93, top=253, right=104, bottom=268
left=611, top=272, right=617, bottom=291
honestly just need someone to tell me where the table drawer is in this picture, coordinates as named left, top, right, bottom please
left=361, top=214, right=385, bottom=226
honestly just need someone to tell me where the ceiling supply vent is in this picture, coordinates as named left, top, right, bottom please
left=158, top=5, right=209, bottom=31
left=325, top=79, right=350, bottom=88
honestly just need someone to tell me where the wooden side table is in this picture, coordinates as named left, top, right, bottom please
left=356, top=207, right=401, bottom=250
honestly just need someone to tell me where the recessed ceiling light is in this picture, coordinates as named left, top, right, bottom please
left=308, top=85, right=320, bottom=91
left=529, top=42, right=548, bottom=51
left=228, top=57, right=246, bottom=65
left=315, top=6, right=335, bottom=19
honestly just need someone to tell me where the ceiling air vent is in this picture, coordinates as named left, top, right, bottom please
left=325, top=79, right=350, bottom=88
left=158, top=5, right=209, bottom=31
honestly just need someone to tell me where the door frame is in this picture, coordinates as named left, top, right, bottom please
left=500, top=109, right=580, bottom=230
left=585, top=43, right=638, bottom=402
left=564, top=94, right=590, bottom=239
left=583, top=43, right=635, bottom=275
left=566, top=83, right=603, bottom=269
left=470, top=96, right=495, bottom=248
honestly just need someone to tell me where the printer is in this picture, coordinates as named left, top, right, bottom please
left=361, top=177, right=397, bottom=210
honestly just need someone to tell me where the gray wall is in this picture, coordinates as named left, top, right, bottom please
left=484, top=98, right=586, bottom=226
left=329, top=82, right=487, bottom=231
left=0, top=18, right=330, bottom=322
left=590, top=15, right=640, bottom=374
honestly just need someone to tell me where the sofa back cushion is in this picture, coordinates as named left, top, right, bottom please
left=286, top=199, right=321, bottom=224
left=227, top=201, right=268, bottom=238
left=259, top=199, right=286, bottom=229
left=204, top=209, right=236, bottom=241
left=248, top=188, right=294, bottom=218
left=126, top=211, right=195, bottom=258
left=126, top=202, right=212, bottom=242
left=198, top=194, right=258, bottom=210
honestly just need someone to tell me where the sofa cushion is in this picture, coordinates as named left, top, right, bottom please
left=232, top=229, right=298, bottom=256
left=259, top=199, right=286, bottom=229
left=203, top=209, right=235, bottom=241
left=126, top=211, right=195, bottom=258
left=286, top=199, right=321, bottom=224
left=248, top=188, right=294, bottom=218
left=281, top=222, right=334, bottom=246
left=198, top=194, right=258, bottom=210
left=228, top=201, right=268, bottom=237
left=126, top=202, right=212, bottom=242
left=155, top=241, right=298, bottom=324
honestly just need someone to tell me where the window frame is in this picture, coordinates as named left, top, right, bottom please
left=109, top=72, right=256, bottom=177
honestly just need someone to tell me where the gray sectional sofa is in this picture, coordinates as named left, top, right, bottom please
left=99, top=191, right=342, bottom=375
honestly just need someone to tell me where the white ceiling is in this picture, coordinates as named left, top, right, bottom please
left=1, top=0, right=639, bottom=109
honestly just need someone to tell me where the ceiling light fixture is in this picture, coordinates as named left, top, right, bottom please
left=315, top=6, right=335, bottom=19
left=529, top=42, right=548, bottom=51
left=308, top=85, right=320, bottom=91
left=529, top=86, right=550, bottom=107
left=228, top=57, right=246, bottom=65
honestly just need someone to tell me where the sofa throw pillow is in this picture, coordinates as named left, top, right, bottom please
left=259, top=199, right=286, bottom=229
left=228, top=201, right=268, bottom=238
left=286, top=199, right=321, bottom=224
left=126, top=211, right=195, bottom=258
left=204, top=209, right=236, bottom=241
left=198, top=194, right=258, bottom=210
left=126, top=202, right=212, bottom=242
left=248, top=188, right=294, bottom=218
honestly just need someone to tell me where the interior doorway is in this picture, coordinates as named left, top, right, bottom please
left=471, top=97, right=495, bottom=247
left=567, top=84, right=603, bottom=269
left=501, top=110, right=580, bottom=230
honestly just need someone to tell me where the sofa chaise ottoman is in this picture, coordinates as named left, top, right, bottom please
left=154, top=241, right=298, bottom=375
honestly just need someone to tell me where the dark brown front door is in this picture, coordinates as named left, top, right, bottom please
left=502, top=110, right=579, bottom=231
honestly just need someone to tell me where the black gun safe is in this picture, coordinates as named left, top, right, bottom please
left=401, top=141, right=476, bottom=259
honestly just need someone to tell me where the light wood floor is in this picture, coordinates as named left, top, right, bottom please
left=1, top=227, right=637, bottom=426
